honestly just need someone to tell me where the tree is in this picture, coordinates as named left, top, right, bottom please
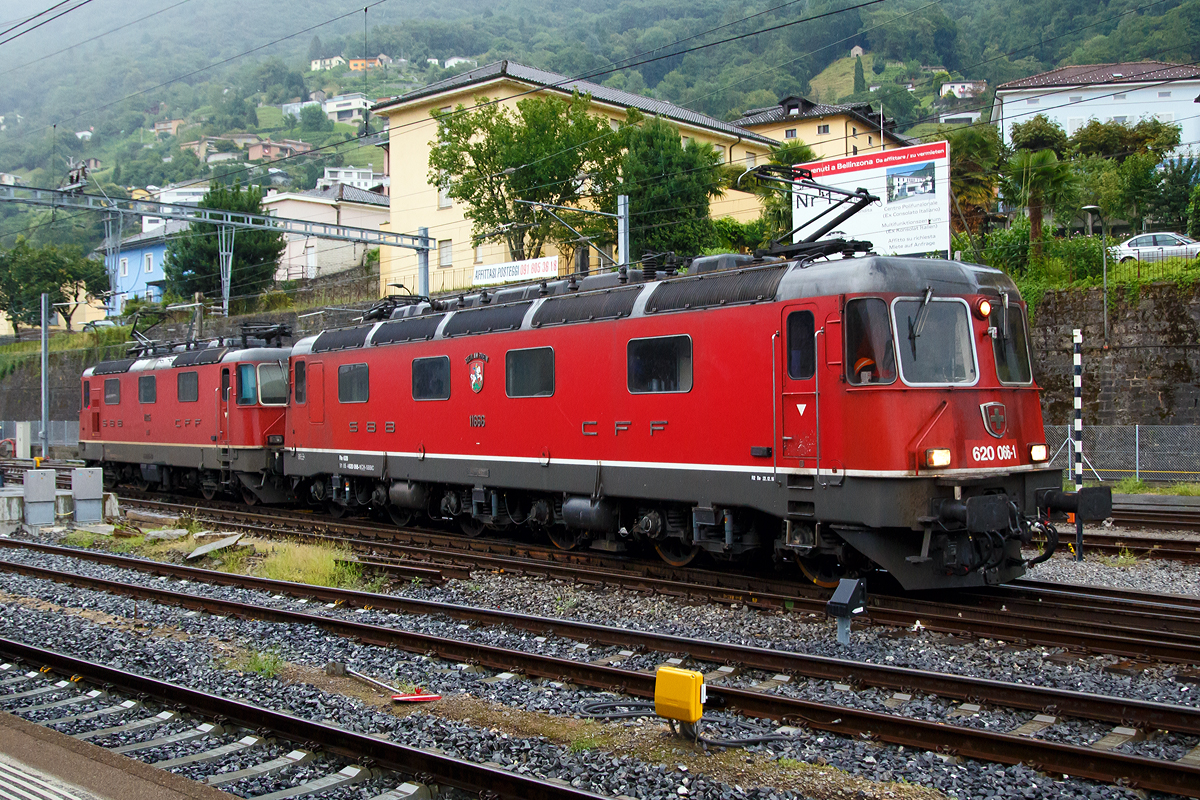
left=853, top=56, right=866, bottom=94
left=163, top=184, right=285, bottom=305
left=1010, top=114, right=1067, bottom=156
left=1146, top=156, right=1199, bottom=232
left=621, top=112, right=726, bottom=258
left=1070, top=117, right=1181, bottom=161
left=0, top=239, right=107, bottom=335
left=872, top=58, right=886, bottom=75
left=743, top=140, right=817, bottom=246
left=428, top=93, right=623, bottom=262
left=300, top=104, right=333, bottom=132
left=307, top=35, right=323, bottom=64
left=945, top=124, right=1002, bottom=234
left=1187, top=183, right=1200, bottom=240
left=1001, top=149, right=1077, bottom=260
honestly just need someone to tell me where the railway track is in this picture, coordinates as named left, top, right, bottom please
left=0, top=637, right=604, bottom=800
left=117, top=495, right=1200, bottom=663
left=2, top=538, right=1200, bottom=796
left=1111, top=495, right=1200, bottom=532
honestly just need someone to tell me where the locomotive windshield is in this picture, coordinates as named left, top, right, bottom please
left=991, top=304, right=1033, bottom=384
left=845, top=298, right=896, bottom=385
left=258, top=363, right=289, bottom=405
left=892, top=298, right=977, bottom=385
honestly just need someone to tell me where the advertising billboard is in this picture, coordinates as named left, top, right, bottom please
left=793, top=141, right=951, bottom=258
left=472, top=255, right=559, bottom=287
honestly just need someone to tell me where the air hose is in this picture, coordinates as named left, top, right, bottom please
left=578, top=701, right=794, bottom=748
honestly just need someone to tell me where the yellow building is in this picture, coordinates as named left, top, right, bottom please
left=731, top=96, right=913, bottom=160
left=371, top=60, right=781, bottom=297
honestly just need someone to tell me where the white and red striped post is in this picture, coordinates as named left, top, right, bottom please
left=1073, top=329, right=1084, bottom=561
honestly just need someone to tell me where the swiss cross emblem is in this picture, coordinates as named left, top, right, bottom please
left=469, top=359, right=485, bottom=393
left=980, top=402, right=1007, bottom=439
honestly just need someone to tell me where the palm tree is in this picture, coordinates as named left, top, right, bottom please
left=1001, top=148, right=1078, bottom=260
left=946, top=125, right=1001, bottom=234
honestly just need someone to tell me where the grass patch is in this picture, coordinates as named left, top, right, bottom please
left=1111, top=478, right=1200, bottom=496
left=61, top=531, right=96, bottom=548
left=255, top=540, right=361, bottom=588
left=1102, top=546, right=1141, bottom=567
left=569, top=736, right=601, bottom=753
left=240, top=649, right=284, bottom=679
left=777, top=757, right=803, bottom=769
left=110, top=535, right=146, bottom=554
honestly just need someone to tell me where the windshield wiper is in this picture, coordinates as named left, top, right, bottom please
left=907, top=286, right=933, bottom=357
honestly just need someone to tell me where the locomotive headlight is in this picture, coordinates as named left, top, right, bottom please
left=1029, top=443, right=1049, bottom=462
left=924, top=448, right=952, bottom=468
left=974, top=298, right=992, bottom=319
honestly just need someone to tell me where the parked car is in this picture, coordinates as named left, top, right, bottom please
left=1113, top=232, right=1200, bottom=262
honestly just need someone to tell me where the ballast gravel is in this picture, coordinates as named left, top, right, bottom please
left=0, top=546, right=1181, bottom=799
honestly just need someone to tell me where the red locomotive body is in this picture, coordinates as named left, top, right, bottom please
left=79, top=344, right=289, bottom=501
left=278, top=254, right=1078, bottom=590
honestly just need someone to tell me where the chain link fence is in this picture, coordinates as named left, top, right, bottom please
left=0, top=421, right=79, bottom=447
left=1046, top=424, right=1200, bottom=483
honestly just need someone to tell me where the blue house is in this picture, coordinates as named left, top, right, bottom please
left=101, top=220, right=186, bottom=315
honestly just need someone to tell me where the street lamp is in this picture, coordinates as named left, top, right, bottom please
left=1081, top=205, right=1108, bottom=345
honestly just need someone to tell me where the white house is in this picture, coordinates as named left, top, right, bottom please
left=991, top=61, right=1200, bottom=152
left=939, top=80, right=986, bottom=99
left=281, top=99, right=321, bottom=119
left=262, top=184, right=390, bottom=281
left=139, top=182, right=209, bottom=232
left=443, top=57, right=477, bottom=69
left=939, top=109, right=982, bottom=125
left=322, top=93, right=371, bottom=123
left=315, top=167, right=388, bottom=192
left=74, top=130, right=92, bottom=141
left=310, top=56, right=346, bottom=72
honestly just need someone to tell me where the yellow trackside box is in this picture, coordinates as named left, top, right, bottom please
left=654, top=666, right=705, bottom=724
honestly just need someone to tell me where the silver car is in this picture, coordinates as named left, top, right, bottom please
left=1114, top=232, right=1200, bottom=262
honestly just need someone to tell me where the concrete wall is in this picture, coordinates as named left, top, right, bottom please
left=1032, top=283, right=1200, bottom=426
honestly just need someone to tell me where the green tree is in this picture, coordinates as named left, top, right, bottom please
left=741, top=139, right=817, bottom=246
left=872, top=58, right=886, bottom=75
left=1010, top=114, right=1067, bottom=156
left=1187, top=183, right=1200, bottom=240
left=163, top=184, right=284, bottom=305
left=1146, top=156, right=1199, bottom=232
left=853, top=56, right=866, bottom=93
left=621, top=112, right=726, bottom=258
left=1114, top=152, right=1163, bottom=231
left=1070, top=118, right=1181, bottom=162
left=945, top=124, right=1002, bottom=234
left=428, top=93, right=623, bottom=261
left=300, top=104, right=333, bottom=132
left=0, top=239, right=107, bottom=334
left=1001, top=149, right=1077, bottom=260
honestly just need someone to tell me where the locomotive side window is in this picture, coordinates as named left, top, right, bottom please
left=506, top=347, right=554, bottom=398
left=293, top=361, right=307, bottom=403
left=845, top=298, right=896, bottom=385
left=104, top=379, right=120, bottom=405
left=82, top=380, right=90, bottom=410
left=221, top=369, right=230, bottom=401
left=627, top=335, right=692, bottom=394
left=138, top=375, right=157, bottom=404
left=786, top=311, right=816, bottom=379
left=412, top=356, right=450, bottom=401
left=991, top=305, right=1034, bottom=385
left=892, top=297, right=978, bottom=386
left=337, top=363, right=369, bottom=403
left=177, top=371, right=199, bottom=402
left=258, top=363, right=289, bottom=406
left=236, top=364, right=258, bottom=406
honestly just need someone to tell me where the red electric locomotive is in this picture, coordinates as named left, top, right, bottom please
left=79, top=326, right=291, bottom=503
left=279, top=250, right=1106, bottom=590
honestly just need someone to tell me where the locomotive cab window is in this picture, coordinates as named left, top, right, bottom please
left=236, top=364, right=258, bottom=406
left=104, top=378, right=120, bottom=405
left=293, top=361, right=307, bottom=403
left=412, top=356, right=450, bottom=401
left=990, top=303, right=1034, bottom=385
left=138, top=375, right=157, bottom=403
left=82, top=380, right=90, bottom=409
left=845, top=298, right=896, bottom=385
left=177, top=371, right=199, bottom=402
left=258, top=363, right=288, bottom=406
left=221, top=369, right=230, bottom=401
left=786, top=311, right=816, bottom=379
left=506, top=347, right=554, bottom=397
left=337, top=363, right=369, bottom=403
left=891, top=296, right=978, bottom=386
left=628, top=335, right=692, bottom=394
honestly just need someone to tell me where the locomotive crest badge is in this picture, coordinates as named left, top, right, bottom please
left=467, top=353, right=487, bottom=393
left=980, top=402, right=1007, bottom=439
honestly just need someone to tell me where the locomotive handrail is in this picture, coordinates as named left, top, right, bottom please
left=815, top=327, right=825, bottom=487
left=771, top=331, right=779, bottom=485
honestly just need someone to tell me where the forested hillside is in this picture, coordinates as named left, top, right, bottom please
left=2, top=0, right=1199, bottom=252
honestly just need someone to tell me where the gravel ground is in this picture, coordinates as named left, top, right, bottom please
left=0, top=544, right=1182, bottom=799
left=1027, top=551, right=1200, bottom=596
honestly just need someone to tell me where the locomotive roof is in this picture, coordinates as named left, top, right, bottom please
left=83, top=346, right=288, bottom=377
left=291, top=255, right=1020, bottom=355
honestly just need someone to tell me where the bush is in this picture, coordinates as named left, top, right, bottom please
left=981, top=218, right=1032, bottom=274
left=1044, top=234, right=1106, bottom=282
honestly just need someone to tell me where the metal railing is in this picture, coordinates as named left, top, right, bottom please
left=1046, top=424, right=1200, bottom=483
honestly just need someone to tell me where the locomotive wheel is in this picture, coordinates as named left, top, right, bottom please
left=200, top=484, right=218, bottom=501
left=546, top=526, right=583, bottom=551
left=387, top=506, right=413, bottom=528
left=459, top=517, right=486, bottom=538
left=654, top=539, right=701, bottom=567
left=327, top=502, right=347, bottom=519
left=798, top=555, right=847, bottom=589
left=241, top=486, right=258, bottom=506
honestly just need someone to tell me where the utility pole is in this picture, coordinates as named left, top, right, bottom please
left=417, top=227, right=430, bottom=297
left=617, top=194, right=630, bottom=266
left=40, top=293, right=49, bottom=459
